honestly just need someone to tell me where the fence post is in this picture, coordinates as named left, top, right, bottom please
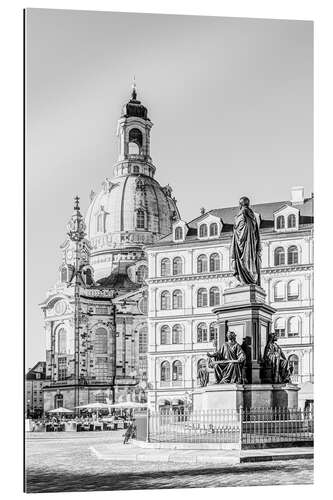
left=146, top=408, right=150, bottom=443
left=239, top=406, right=243, bottom=449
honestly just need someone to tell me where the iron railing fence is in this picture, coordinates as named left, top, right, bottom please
left=148, top=409, right=240, bottom=444
left=139, top=407, right=314, bottom=448
left=241, top=407, right=314, bottom=448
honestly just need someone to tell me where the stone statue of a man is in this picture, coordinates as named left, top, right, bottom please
left=263, top=332, right=293, bottom=384
left=231, top=196, right=261, bottom=286
left=207, top=331, right=246, bottom=384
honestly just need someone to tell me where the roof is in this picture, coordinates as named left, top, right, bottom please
left=156, top=197, right=314, bottom=245
left=26, top=361, right=46, bottom=380
left=96, top=262, right=142, bottom=295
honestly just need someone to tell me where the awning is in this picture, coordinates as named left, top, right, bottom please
left=157, top=398, right=171, bottom=406
left=171, top=398, right=184, bottom=406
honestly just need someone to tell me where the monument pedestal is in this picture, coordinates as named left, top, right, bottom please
left=193, top=383, right=299, bottom=411
left=213, top=284, right=276, bottom=384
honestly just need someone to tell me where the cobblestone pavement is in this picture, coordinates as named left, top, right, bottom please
left=25, top=431, right=313, bottom=493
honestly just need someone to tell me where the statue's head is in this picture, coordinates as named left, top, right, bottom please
left=227, top=331, right=237, bottom=342
left=269, top=332, right=278, bottom=342
left=239, top=196, right=250, bottom=208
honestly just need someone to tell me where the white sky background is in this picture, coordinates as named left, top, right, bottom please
left=25, top=9, right=313, bottom=368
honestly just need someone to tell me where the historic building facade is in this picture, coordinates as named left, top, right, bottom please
left=41, top=86, right=180, bottom=411
left=25, top=362, right=46, bottom=418
left=146, top=187, right=314, bottom=411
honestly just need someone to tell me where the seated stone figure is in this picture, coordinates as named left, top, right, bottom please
left=207, top=331, right=246, bottom=384
left=263, top=332, right=293, bottom=384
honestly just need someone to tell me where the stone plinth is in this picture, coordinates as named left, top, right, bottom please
left=213, top=284, right=276, bottom=384
left=193, top=383, right=299, bottom=411
left=193, top=384, right=244, bottom=411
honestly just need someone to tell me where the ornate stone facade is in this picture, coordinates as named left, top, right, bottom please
left=41, top=87, right=179, bottom=411
left=146, top=187, right=314, bottom=411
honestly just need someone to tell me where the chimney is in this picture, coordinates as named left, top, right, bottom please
left=291, top=186, right=305, bottom=205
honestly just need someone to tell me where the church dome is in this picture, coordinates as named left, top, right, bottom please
left=85, top=174, right=179, bottom=255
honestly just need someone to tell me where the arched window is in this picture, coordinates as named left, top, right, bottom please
left=197, top=288, right=208, bottom=307
left=175, top=227, right=183, bottom=240
left=199, top=224, right=208, bottom=238
left=172, top=324, right=183, bottom=344
left=160, top=361, right=170, bottom=381
left=287, top=317, right=300, bottom=337
left=287, top=280, right=300, bottom=300
left=136, top=210, right=145, bottom=229
left=288, top=354, right=299, bottom=375
left=209, top=322, right=218, bottom=342
left=210, top=223, right=218, bottom=236
left=161, top=258, right=171, bottom=277
left=197, top=323, right=208, bottom=343
left=288, top=214, right=296, bottom=228
left=197, top=255, right=208, bottom=273
left=209, top=286, right=220, bottom=306
left=133, top=165, right=140, bottom=174
left=274, top=247, right=285, bottom=266
left=173, top=257, right=183, bottom=275
left=61, top=266, right=68, bottom=283
left=172, top=290, right=183, bottom=309
left=137, top=265, right=148, bottom=284
left=138, top=326, right=148, bottom=354
left=277, top=215, right=285, bottom=229
left=161, top=291, right=171, bottom=310
left=172, top=360, right=183, bottom=381
left=95, top=327, right=108, bottom=354
left=54, top=394, right=63, bottom=409
left=287, top=246, right=299, bottom=265
left=160, top=325, right=171, bottom=345
left=128, top=128, right=143, bottom=154
left=210, top=253, right=220, bottom=271
left=274, top=281, right=285, bottom=302
left=275, top=317, right=286, bottom=338
left=57, top=328, right=67, bottom=354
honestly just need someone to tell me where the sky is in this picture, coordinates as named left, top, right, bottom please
left=25, top=9, right=313, bottom=368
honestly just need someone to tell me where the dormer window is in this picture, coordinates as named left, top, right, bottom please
left=172, top=220, right=187, bottom=242
left=199, top=224, right=208, bottom=238
left=274, top=205, right=299, bottom=232
left=276, top=216, right=285, bottom=229
left=210, top=223, right=218, bottom=236
left=175, top=227, right=183, bottom=240
left=287, top=214, right=296, bottom=228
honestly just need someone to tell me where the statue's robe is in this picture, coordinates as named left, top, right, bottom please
left=231, top=206, right=261, bottom=286
left=197, top=367, right=209, bottom=387
left=263, top=341, right=292, bottom=384
left=210, top=341, right=246, bottom=384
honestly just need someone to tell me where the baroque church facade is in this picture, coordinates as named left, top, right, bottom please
left=39, top=87, right=314, bottom=414
left=41, top=86, right=179, bottom=411
left=145, top=187, right=314, bottom=411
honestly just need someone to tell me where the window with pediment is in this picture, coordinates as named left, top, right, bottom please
left=199, top=224, right=208, bottom=238
left=175, top=227, right=183, bottom=240
left=276, top=215, right=285, bottom=229
left=288, top=214, right=297, bottom=228
left=210, top=223, right=218, bottom=236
